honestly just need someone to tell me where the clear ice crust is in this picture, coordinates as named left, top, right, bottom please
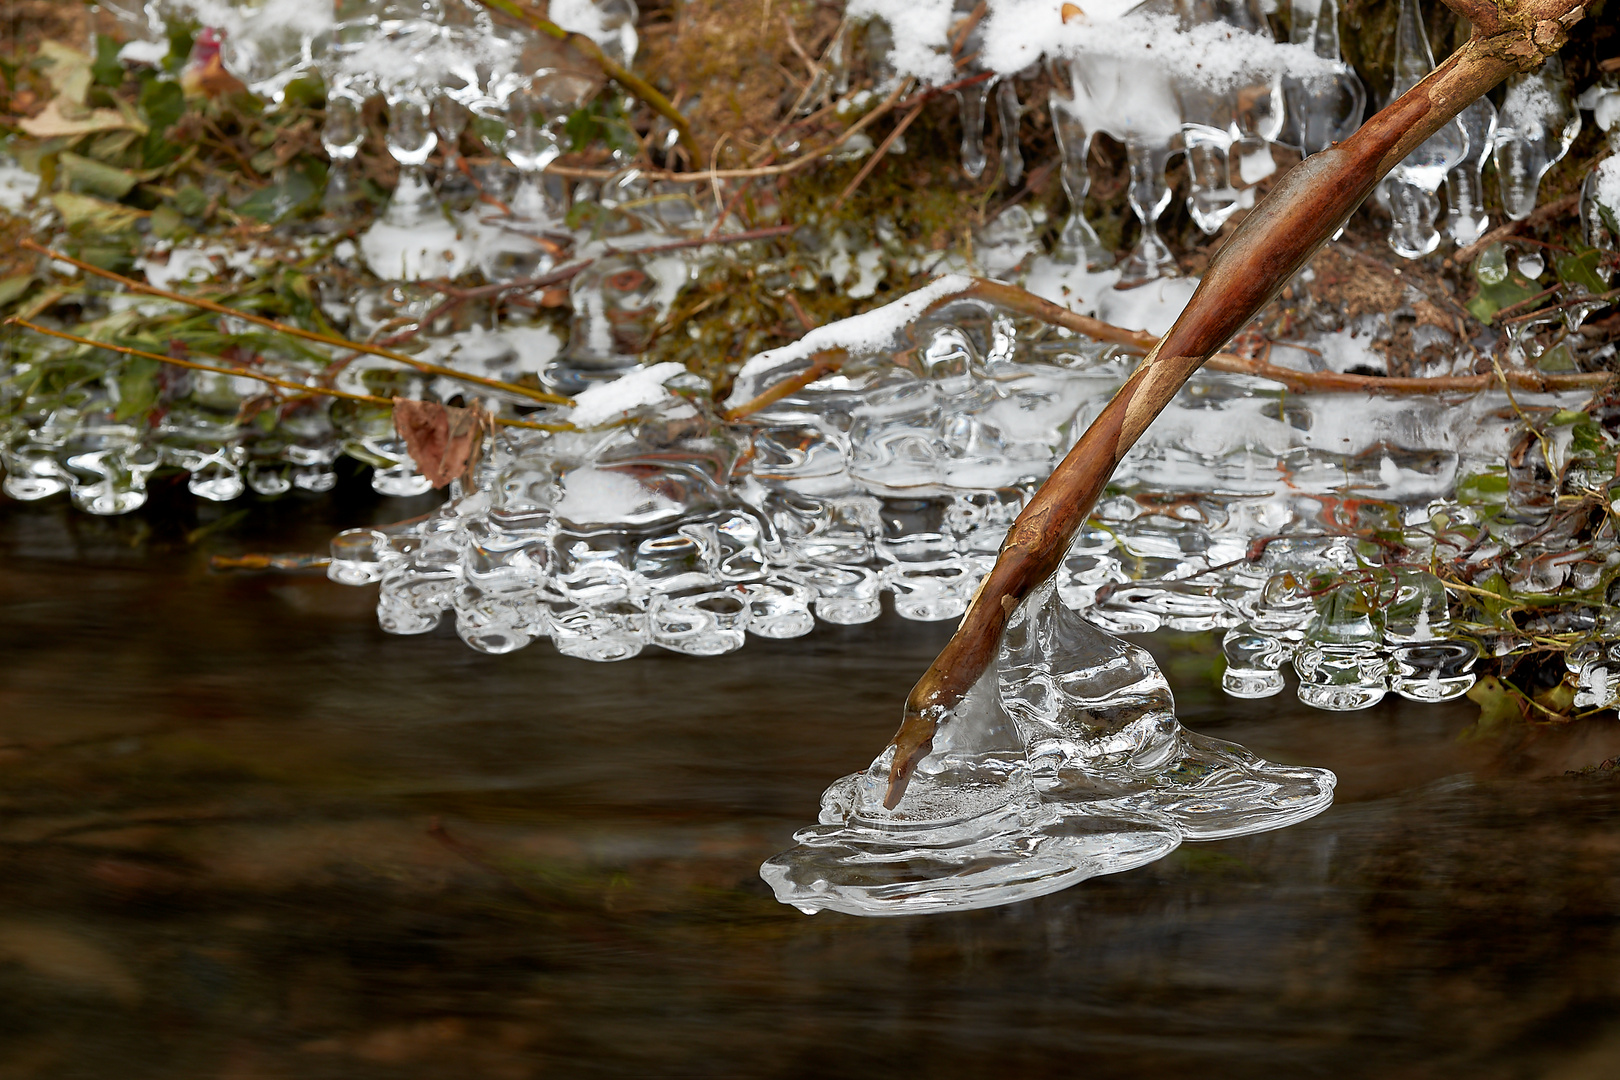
left=760, top=579, right=1336, bottom=916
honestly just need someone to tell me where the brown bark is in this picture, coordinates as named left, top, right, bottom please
left=883, top=0, right=1597, bottom=807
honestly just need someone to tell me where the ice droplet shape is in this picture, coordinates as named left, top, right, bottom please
left=761, top=580, right=1335, bottom=916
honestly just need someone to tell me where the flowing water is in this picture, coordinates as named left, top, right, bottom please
left=4, top=479, right=1620, bottom=1077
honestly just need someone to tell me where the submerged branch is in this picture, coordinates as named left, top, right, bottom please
left=882, top=0, right=1599, bottom=808
left=21, top=241, right=573, bottom=406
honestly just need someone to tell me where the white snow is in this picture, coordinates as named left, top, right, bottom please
left=1595, top=156, right=1620, bottom=217
left=732, top=274, right=975, bottom=388
left=117, top=39, right=170, bottom=67
left=1024, top=258, right=1197, bottom=337
left=549, top=0, right=639, bottom=66
left=568, top=362, right=686, bottom=428
left=137, top=243, right=265, bottom=291
left=852, top=0, right=1341, bottom=112
left=0, top=159, right=39, bottom=215
left=554, top=466, right=680, bottom=524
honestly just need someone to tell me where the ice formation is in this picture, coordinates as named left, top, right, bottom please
left=760, top=577, right=1336, bottom=915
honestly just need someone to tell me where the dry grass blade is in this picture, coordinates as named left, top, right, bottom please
left=21, top=240, right=573, bottom=406
left=8, top=318, right=571, bottom=432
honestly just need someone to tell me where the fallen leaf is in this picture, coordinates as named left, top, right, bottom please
left=18, top=99, right=137, bottom=139
left=393, top=398, right=489, bottom=489
left=19, top=41, right=145, bottom=139
left=1061, top=3, right=1086, bottom=22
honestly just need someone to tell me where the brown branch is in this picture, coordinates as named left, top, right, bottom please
left=721, top=349, right=847, bottom=420
left=881, top=0, right=1598, bottom=808
left=543, top=74, right=989, bottom=184
left=471, top=0, right=700, bottom=164
left=724, top=276, right=1610, bottom=421
left=21, top=240, right=572, bottom=406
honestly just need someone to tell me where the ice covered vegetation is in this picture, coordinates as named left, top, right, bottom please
left=2, top=0, right=1618, bottom=913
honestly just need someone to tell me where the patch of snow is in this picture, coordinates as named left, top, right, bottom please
left=568, top=362, right=686, bottom=428
left=117, top=39, right=169, bottom=67
left=1595, top=156, right=1620, bottom=217
left=1024, top=257, right=1196, bottom=337
left=731, top=274, right=975, bottom=390
left=0, top=159, right=39, bottom=215
left=554, top=466, right=681, bottom=525
left=852, top=0, right=1341, bottom=106
left=137, top=243, right=265, bottom=291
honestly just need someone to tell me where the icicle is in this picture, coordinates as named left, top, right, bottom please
left=1298, top=0, right=1365, bottom=156
left=1444, top=97, right=1496, bottom=247
left=1382, top=0, right=1467, bottom=259
left=1047, top=74, right=1112, bottom=270
left=1120, top=136, right=1177, bottom=283
left=956, top=79, right=993, bottom=180
left=1494, top=57, right=1581, bottom=222
left=996, top=78, right=1025, bottom=188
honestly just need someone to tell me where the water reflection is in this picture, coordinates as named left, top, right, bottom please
left=2, top=484, right=1619, bottom=1077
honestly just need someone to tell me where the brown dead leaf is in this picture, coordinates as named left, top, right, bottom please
left=1061, top=3, right=1086, bottom=22
left=393, top=398, right=489, bottom=489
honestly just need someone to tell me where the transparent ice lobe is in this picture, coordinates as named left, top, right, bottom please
left=999, top=579, right=1336, bottom=841
left=760, top=666, right=1183, bottom=917
left=763, top=577, right=1337, bottom=916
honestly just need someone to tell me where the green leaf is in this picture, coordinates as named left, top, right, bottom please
left=113, top=355, right=160, bottom=421
left=58, top=151, right=136, bottom=199
left=1466, top=675, right=1525, bottom=734
left=175, top=182, right=208, bottom=217
left=150, top=203, right=183, bottom=239
left=1456, top=469, right=1510, bottom=506
left=1554, top=244, right=1611, bottom=296
left=564, top=94, right=641, bottom=157
left=1468, top=243, right=1543, bottom=322
left=92, top=35, right=124, bottom=88
left=234, top=167, right=318, bottom=224
left=138, top=77, right=186, bottom=168
left=50, top=192, right=143, bottom=235
left=0, top=273, right=34, bottom=309
left=163, top=22, right=196, bottom=75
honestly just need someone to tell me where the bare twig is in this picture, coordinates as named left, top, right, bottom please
left=833, top=99, right=925, bottom=211
left=545, top=75, right=920, bottom=183
left=1451, top=191, right=1584, bottom=266
left=22, top=240, right=572, bottom=406
left=616, top=223, right=795, bottom=256
left=723, top=276, right=1611, bottom=421
left=472, top=0, right=700, bottom=163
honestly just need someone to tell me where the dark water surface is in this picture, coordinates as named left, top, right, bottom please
left=4, top=479, right=1620, bottom=1079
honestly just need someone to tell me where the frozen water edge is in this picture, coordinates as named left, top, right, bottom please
left=760, top=580, right=1335, bottom=916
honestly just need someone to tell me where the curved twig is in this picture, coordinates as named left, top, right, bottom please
left=882, top=0, right=1599, bottom=807
left=724, top=275, right=1611, bottom=421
